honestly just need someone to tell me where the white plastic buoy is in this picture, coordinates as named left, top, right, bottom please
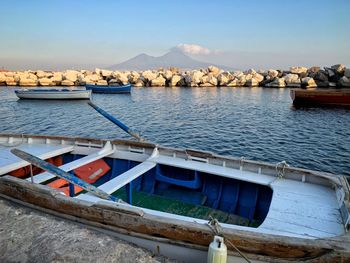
left=207, top=235, right=227, bottom=263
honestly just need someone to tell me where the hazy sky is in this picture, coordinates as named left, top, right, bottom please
left=1, top=0, right=349, bottom=70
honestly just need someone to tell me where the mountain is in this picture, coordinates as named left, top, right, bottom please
left=108, top=50, right=226, bottom=71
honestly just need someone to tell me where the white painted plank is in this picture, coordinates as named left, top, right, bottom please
left=99, top=161, right=156, bottom=194
left=76, top=161, right=156, bottom=202
left=29, top=142, right=114, bottom=184
left=0, top=144, right=74, bottom=176
left=150, top=155, right=275, bottom=185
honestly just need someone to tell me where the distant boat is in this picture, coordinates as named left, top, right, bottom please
left=85, top=84, right=132, bottom=94
left=290, top=88, right=350, bottom=107
left=15, top=89, right=91, bottom=100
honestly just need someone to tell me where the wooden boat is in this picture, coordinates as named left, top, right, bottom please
left=15, top=89, right=91, bottom=100
left=1, top=102, right=350, bottom=262
left=85, top=84, right=132, bottom=94
left=290, top=88, right=350, bottom=107
left=0, top=132, right=349, bottom=262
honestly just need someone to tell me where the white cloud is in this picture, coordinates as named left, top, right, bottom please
left=176, top=44, right=211, bottom=55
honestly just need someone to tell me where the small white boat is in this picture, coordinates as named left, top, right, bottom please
left=0, top=133, right=349, bottom=262
left=14, top=89, right=91, bottom=100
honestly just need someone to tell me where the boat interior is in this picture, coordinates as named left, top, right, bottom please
left=0, top=135, right=349, bottom=240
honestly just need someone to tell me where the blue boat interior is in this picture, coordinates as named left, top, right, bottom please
left=46, top=154, right=273, bottom=227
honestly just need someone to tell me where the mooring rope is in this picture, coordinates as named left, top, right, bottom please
left=207, top=216, right=251, bottom=263
left=275, top=160, right=289, bottom=179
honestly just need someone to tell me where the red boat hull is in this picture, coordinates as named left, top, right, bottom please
left=290, top=89, right=350, bottom=107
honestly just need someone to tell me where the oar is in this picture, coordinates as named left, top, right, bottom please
left=88, top=101, right=145, bottom=142
left=10, top=148, right=117, bottom=202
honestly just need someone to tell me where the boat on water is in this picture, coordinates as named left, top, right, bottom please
left=85, top=83, right=132, bottom=94
left=290, top=88, right=350, bottom=107
left=15, top=89, right=91, bottom=100
left=0, top=103, right=349, bottom=262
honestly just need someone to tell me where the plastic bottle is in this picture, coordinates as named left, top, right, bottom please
left=207, top=235, right=227, bottom=263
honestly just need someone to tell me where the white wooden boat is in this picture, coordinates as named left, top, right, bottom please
left=0, top=133, right=349, bottom=262
left=15, top=89, right=91, bottom=100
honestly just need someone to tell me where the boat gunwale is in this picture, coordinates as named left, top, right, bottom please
left=0, top=133, right=347, bottom=190
left=0, top=175, right=348, bottom=262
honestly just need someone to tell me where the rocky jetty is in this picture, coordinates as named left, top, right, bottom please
left=1, top=64, right=349, bottom=88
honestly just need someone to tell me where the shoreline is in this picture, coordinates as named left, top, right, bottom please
left=1, top=64, right=350, bottom=89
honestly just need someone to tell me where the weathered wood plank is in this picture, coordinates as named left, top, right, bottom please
left=0, top=175, right=349, bottom=262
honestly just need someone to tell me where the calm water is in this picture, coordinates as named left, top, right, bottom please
left=1, top=87, right=349, bottom=176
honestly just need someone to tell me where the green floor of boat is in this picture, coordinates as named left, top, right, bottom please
left=112, top=188, right=259, bottom=227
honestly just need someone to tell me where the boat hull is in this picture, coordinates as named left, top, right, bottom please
left=290, top=88, right=350, bottom=107
left=0, top=175, right=347, bottom=263
left=15, top=89, right=91, bottom=100
left=0, top=134, right=349, bottom=262
left=85, top=84, right=131, bottom=94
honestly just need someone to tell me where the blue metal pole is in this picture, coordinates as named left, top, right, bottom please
left=88, top=101, right=144, bottom=142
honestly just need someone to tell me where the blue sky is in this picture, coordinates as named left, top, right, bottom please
left=1, top=0, right=349, bottom=70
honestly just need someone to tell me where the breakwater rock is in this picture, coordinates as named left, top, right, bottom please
left=1, top=64, right=350, bottom=88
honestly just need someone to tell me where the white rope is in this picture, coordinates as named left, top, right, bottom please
left=275, top=160, right=289, bottom=179
left=207, top=216, right=251, bottom=263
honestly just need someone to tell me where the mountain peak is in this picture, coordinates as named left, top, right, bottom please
left=108, top=50, right=221, bottom=71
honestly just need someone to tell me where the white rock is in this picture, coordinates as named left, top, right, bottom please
left=36, top=70, right=47, bottom=78
left=191, top=70, right=204, bottom=84
left=38, top=78, right=54, bottom=86
left=134, top=80, right=144, bottom=87
left=151, top=75, right=166, bottom=86
left=290, top=66, right=308, bottom=74
left=339, top=76, right=350, bottom=87
left=170, top=75, right=182, bottom=87
left=27, top=73, right=37, bottom=81
left=344, top=68, right=350, bottom=78
left=331, top=64, right=345, bottom=73
left=141, top=70, right=157, bottom=81
left=117, top=73, right=129, bottom=85
left=200, top=81, right=215, bottom=87
left=217, top=72, right=231, bottom=86
left=233, top=71, right=244, bottom=78
left=265, top=77, right=286, bottom=88
left=96, top=80, right=108, bottom=85
left=61, top=80, right=75, bottom=86
left=254, top=73, right=264, bottom=83
left=101, top=69, right=112, bottom=78
left=227, top=79, right=238, bottom=87
left=63, top=70, right=78, bottom=82
left=52, top=72, right=63, bottom=83
left=163, top=70, right=173, bottom=81
left=237, top=76, right=246, bottom=86
left=19, top=78, right=37, bottom=86
left=6, top=78, right=17, bottom=86
left=94, top=68, right=101, bottom=75
left=301, top=77, right=317, bottom=88
left=4, top=72, right=15, bottom=77
left=208, top=66, right=220, bottom=75
left=267, top=69, right=279, bottom=78
left=245, top=78, right=259, bottom=87
left=207, top=74, right=218, bottom=86
left=284, top=74, right=301, bottom=87
left=244, top=74, right=253, bottom=81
